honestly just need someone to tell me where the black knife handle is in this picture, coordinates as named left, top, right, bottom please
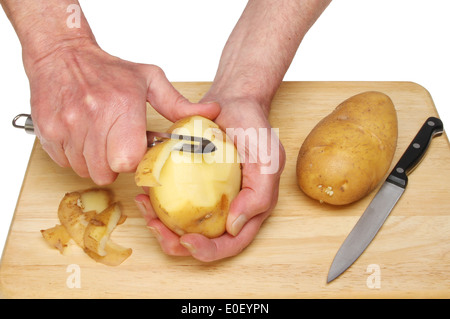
left=387, top=117, right=444, bottom=188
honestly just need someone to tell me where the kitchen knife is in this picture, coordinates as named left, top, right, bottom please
left=327, top=116, right=444, bottom=283
left=12, top=113, right=216, bottom=154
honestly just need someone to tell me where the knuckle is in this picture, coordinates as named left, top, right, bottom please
left=147, top=64, right=168, bottom=81
left=174, top=93, right=189, bottom=106
left=61, top=108, right=79, bottom=129
left=149, top=64, right=164, bottom=76
left=250, top=189, right=273, bottom=213
left=37, top=120, right=59, bottom=141
left=258, top=196, right=273, bottom=213
left=83, top=94, right=100, bottom=114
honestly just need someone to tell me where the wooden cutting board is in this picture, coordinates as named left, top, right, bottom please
left=1, top=81, right=449, bottom=299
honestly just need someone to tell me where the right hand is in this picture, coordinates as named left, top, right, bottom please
left=26, top=40, right=220, bottom=185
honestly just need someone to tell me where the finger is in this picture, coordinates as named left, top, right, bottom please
left=106, top=100, right=148, bottom=173
left=145, top=66, right=221, bottom=122
left=226, top=165, right=280, bottom=236
left=63, top=134, right=91, bottom=178
left=34, top=120, right=71, bottom=168
left=64, top=144, right=89, bottom=178
left=134, top=193, right=190, bottom=256
left=179, top=211, right=269, bottom=262
left=134, top=193, right=157, bottom=222
left=40, top=139, right=70, bottom=168
left=147, top=219, right=191, bottom=256
left=83, top=124, right=118, bottom=185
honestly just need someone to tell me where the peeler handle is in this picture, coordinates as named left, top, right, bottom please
left=12, top=113, right=217, bottom=154
left=12, top=113, right=35, bottom=134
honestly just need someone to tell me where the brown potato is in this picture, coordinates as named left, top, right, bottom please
left=296, top=91, right=398, bottom=205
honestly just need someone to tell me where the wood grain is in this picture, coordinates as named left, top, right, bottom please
left=1, top=82, right=449, bottom=298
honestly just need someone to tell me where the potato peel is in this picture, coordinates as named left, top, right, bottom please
left=79, top=188, right=113, bottom=213
left=84, top=203, right=122, bottom=257
left=84, top=241, right=133, bottom=267
left=41, top=189, right=132, bottom=266
left=40, top=224, right=71, bottom=254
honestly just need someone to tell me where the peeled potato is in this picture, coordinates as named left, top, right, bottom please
left=296, top=91, right=398, bottom=205
left=135, top=115, right=242, bottom=238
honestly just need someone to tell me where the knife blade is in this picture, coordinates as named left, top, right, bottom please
left=327, top=116, right=444, bottom=283
left=12, top=113, right=216, bottom=154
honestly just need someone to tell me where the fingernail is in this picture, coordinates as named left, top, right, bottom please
left=147, top=226, right=163, bottom=241
left=135, top=200, right=147, bottom=217
left=230, top=215, right=247, bottom=236
left=180, top=240, right=196, bottom=254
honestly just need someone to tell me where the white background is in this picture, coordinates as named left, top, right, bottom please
left=0, top=0, right=449, bottom=258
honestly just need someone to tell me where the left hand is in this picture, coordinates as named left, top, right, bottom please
left=135, top=98, right=286, bottom=262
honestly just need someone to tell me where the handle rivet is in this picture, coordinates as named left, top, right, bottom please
left=396, top=167, right=404, bottom=174
left=413, top=143, right=420, bottom=149
left=427, top=120, right=435, bottom=126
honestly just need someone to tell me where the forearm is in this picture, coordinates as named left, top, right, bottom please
left=206, top=0, right=331, bottom=112
left=0, top=0, right=96, bottom=70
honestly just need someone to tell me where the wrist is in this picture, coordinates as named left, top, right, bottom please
left=3, top=0, right=97, bottom=71
left=21, top=24, right=97, bottom=73
left=23, top=36, right=98, bottom=74
left=201, top=89, right=272, bottom=120
left=201, top=80, right=275, bottom=118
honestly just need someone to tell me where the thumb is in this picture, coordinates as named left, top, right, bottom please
left=145, top=65, right=221, bottom=122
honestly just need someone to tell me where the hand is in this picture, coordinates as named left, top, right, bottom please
left=27, top=41, right=220, bottom=184
left=135, top=98, right=286, bottom=261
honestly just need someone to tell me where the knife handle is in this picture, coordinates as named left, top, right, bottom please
left=387, top=116, right=444, bottom=188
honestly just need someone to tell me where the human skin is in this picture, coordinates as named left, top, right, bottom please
left=135, top=0, right=332, bottom=262
left=2, top=0, right=331, bottom=262
left=0, top=0, right=220, bottom=185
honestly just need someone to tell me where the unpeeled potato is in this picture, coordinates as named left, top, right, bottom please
left=296, top=91, right=398, bottom=205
